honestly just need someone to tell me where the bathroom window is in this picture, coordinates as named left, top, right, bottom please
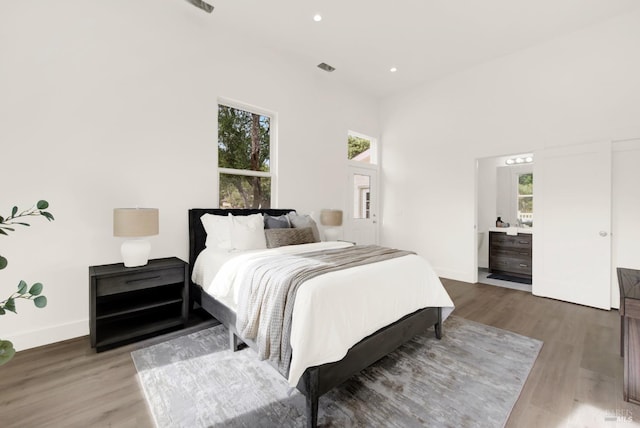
left=517, top=173, right=533, bottom=226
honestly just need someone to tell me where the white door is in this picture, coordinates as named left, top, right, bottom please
left=533, top=141, right=612, bottom=309
left=346, top=166, right=378, bottom=244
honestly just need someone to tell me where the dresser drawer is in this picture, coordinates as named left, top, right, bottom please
left=96, top=267, right=185, bottom=296
left=489, top=257, right=532, bottom=276
left=489, top=233, right=532, bottom=250
left=490, top=247, right=531, bottom=259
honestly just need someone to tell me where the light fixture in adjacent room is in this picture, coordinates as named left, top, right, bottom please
left=113, top=208, right=159, bottom=267
left=313, top=14, right=322, bottom=22
left=390, top=67, right=398, bottom=73
left=320, top=209, right=343, bottom=241
left=505, top=155, right=533, bottom=166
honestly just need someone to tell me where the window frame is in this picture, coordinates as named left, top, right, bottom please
left=216, top=98, right=277, bottom=209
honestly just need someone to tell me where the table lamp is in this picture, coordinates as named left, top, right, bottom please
left=320, top=209, right=343, bottom=241
left=113, top=208, right=159, bottom=267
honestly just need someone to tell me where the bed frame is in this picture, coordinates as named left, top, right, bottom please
left=188, top=208, right=442, bottom=428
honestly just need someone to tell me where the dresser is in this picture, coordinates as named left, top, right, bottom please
left=489, top=231, right=533, bottom=279
left=89, top=257, right=189, bottom=352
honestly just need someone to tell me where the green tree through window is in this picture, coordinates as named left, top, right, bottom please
left=218, top=104, right=272, bottom=208
left=348, top=135, right=371, bottom=160
left=518, top=173, right=533, bottom=226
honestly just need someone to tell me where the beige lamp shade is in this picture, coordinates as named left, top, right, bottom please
left=113, top=208, right=159, bottom=237
left=320, top=209, right=343, bottom=227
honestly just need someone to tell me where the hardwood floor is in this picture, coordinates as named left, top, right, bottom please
left=1, top=281, right=637, bottom=427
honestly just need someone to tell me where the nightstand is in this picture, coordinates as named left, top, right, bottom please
left=89, top=257, right=189, bottom=352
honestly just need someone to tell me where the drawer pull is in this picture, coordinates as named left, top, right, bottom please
left=126, top=275, right=161, bottom=284
left=518, top=241, right=530, bottom=245
left=519, top=263, right=528, bottom=267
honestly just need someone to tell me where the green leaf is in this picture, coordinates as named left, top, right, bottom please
left=0, top=308, right=5, bottom=315
left=29, top=283, right=43, bottom=296
left=0, top=255, right=7, bottom=270
left=13, top=222, right=30, bottom=227
left=0, top=216, right=4, bottom=223
left=37, top=200, right=49, bottom=210
left=0, top=340, right=16, bottom=366
left=4, top=298, right=16, bottom=313
left=41, top=212, right=55, bottom=221
left=17, top=280, right=27, bottom=294
left=0, top=226, right=15, bottom=232
left=34, top=296, right=47, bottom=308
left=0, top=229, right=7, bottom=236
left=11, top=206, right=17, bottom=217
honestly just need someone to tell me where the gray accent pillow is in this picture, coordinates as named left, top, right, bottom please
left=286, top=213, right=321, bottom=242
left=265, top=227, right=316, bottom=248
left=264, top=214, right=291, bottom=229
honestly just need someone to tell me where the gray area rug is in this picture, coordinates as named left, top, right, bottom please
left=131, top=316, right=542, bottom=427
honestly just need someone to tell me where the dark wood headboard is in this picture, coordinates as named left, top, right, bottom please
left=188, top=208, right=295, bottom=283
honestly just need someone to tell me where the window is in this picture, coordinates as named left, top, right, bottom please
left=218, top=103, right=273, bottom=208
left=353, top=174, right=371, bottom=219
left=517, top=173, right=533, bottom=226
left=348, top=131, right=377, bottom=164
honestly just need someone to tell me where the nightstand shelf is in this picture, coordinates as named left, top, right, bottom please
left=96, top=317, right=185, bottom=349
left=89, top=257, right=189, bottom=352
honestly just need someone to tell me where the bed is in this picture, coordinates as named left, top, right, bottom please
left=188, top=208, right=454, bottom=428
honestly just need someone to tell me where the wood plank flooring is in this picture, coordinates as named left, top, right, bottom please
left=1, top=280, right=637, bottom=427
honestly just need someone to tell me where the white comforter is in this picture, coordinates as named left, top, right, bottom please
left=192, top=241, right=454, bottom=386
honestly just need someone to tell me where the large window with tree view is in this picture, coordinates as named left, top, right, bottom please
left=218, top=103, right=272, bottom=209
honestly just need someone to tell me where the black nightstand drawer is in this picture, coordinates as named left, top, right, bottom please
left=95, top=267, right=185, bottom=296
left=89, top=257, right=189, bottom=352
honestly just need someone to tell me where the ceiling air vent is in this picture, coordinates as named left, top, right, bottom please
left=186, top=0, right=214, bottom=13
left=317, top=63, right=336, bottom=72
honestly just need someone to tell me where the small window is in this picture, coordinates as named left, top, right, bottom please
left=517, top=173, right=533, bottom=226
left=218, top=103, right=273, bottom=208
left=348, top=132, right=376, bottom=164
left=353, top=174, right=371, bottom=219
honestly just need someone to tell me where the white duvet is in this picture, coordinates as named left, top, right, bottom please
left=192, top=241, right=454, bottom=386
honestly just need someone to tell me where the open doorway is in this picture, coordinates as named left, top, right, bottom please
left=476, top=153, right=534, bottom=292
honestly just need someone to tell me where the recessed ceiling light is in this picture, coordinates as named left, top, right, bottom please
left=390, top=67, right=398, bottom=73
left=313, top=14, right=322, bottom=22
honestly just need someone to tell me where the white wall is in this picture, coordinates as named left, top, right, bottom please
left=0, top=0, right=379, bottom=350
left=380, top=9, right=640, bottom=285
left=476, top=156, right=501, bottom=268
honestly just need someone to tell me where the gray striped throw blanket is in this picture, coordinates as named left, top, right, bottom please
left=236, top=244, right=415, bottom=377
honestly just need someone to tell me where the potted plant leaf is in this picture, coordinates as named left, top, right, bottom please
left=0, top=200, right=54, bottom=365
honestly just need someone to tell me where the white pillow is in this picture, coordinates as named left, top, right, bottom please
left=230, top=213, right=267, bottom=250
left=200, top=214, right=232, bottom=250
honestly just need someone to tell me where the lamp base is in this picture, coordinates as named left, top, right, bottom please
left=121, top=240, right=151, bottom=267
left=323, top=228, right=341, bottom=241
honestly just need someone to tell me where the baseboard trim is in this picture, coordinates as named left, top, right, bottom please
left=6, top=319, right=87, bottom=352
left=435, top=266, right=476, bottom=284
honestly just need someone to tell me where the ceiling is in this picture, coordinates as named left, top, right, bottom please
left=208, top=0, right=640, bottom=99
